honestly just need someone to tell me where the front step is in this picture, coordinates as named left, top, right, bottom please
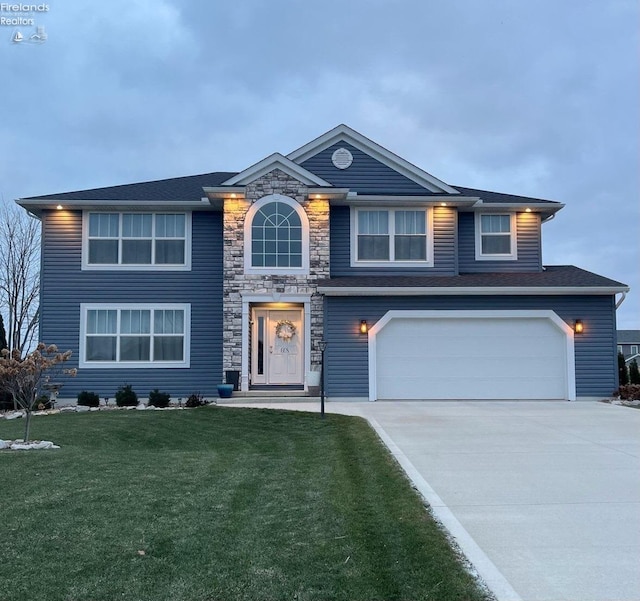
left=218, top=390, right=320, bottom=403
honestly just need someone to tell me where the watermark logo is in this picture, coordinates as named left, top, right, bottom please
left=1, top=3, right=50, bottom=44
left=12, top=24, right=46, bottom=43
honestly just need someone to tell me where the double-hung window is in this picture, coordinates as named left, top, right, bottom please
left=84, top=212, right=190, bottom=269
left=475, top=213, right=517, bottom=260
left=80, top=304, right=190, bottom=368
left=352, top=208, right=432, bottom=266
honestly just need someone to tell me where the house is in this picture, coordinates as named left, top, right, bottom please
left=617, top=330, right=640, bottom=365
left=17, top=125, right=629, bottom=402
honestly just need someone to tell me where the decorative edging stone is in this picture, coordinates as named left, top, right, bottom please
left=600, top=398, right=640, bottom=407
left=0, top=439, right=60, bottom=451
left=0, top=402, right=217, bottom=421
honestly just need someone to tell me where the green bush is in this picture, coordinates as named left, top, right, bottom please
left=186, top=392, right=205, bottom=408
left=148, top=389, right=171, bottom=408
left=629, top=359, right=640, bottom=385
left=77, top=390, right=100, bottom=407
left=618, top=352, right=629, bottom=386
left=115, top=384, right=138, bottom=407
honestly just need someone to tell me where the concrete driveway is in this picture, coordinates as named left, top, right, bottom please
left=230, top=400, right=640, bottom=601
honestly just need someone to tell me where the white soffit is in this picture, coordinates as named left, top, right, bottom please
left=222, top=153, right=331, bottom=187
left=286, top=124, right=459, bottom=195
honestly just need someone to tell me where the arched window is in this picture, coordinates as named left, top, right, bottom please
left=244, top=195, right=309, bottom=274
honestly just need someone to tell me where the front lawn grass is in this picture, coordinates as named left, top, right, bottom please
left=0, top=407, right=491, bottom=601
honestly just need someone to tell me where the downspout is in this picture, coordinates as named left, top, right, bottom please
left=615, top=292, right=627, bottom=309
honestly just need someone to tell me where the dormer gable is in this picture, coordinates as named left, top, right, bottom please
left=288, top=124, right=459, bottom=195
left=221, top=153, right=331, bottom=187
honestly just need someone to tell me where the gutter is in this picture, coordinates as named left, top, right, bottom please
left=615, top=291, right=627, bottom=309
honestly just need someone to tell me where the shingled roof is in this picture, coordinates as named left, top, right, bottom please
left=617, top=330, right=640, bottom=343
left=22, top=172, right=237, bottom=202
left=22, top=174, right=561, bottom=208
left=453, top=186, right=560, bottom=205
left=317, top=266, right=628, bottom=293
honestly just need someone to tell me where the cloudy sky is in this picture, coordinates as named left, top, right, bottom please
left=1, top=0, right=638, bottom=328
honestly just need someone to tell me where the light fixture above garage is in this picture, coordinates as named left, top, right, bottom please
left=574, top=319, right=584, bottom=334
left=360, top=320, right=368, bottom=334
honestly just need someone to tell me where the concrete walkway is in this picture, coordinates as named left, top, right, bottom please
left=223, top=400, right=640, bottom=601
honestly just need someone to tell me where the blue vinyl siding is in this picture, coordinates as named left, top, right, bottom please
left=39, top=210, right=223, bottom=399
left=300, top=142, right=431, bottom=195
left=330, top=206, right=457, bottom=276
left=458, top=212, right=542, bottom=272
left=325, top=295, right=617, bottom=398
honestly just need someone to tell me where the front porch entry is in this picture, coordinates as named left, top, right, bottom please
left=240, top=294, right=313, bottom=393
left=251, top=307, right=304, bottom=386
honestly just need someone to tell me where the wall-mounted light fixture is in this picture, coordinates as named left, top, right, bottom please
left=56, top=205, right=63, bottom=210
left=574, top=319, right=584, bottom=334
left=360, top=320, right=368, bottom=334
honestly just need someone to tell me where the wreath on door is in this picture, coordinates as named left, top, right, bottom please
left=275, top=319, right=296, bottom=342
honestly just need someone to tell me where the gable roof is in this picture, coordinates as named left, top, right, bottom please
left=16, top=125, right=564, bottom=217
left=287, top=124, right=460, bottom=195
left=221, top=153, right=331, bottom=187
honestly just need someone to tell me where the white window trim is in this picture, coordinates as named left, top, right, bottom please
left=350, top=207, right=434, bottom=268
left=81, top=211, right=192, bottom=271
left=243, top=194, right=310, bottom=275
left=474, top=212, right=518, bottom=261
left=79, top=303, right=191, bottom=369
left=632, top=345, right=639, bottom=355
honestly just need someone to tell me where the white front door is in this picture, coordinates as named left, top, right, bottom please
left=252, top=308, right=303, bottom=385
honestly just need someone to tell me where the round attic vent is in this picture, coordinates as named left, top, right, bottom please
left=331, top=147, right=353, bottom=169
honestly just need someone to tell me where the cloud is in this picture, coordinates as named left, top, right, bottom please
left=0, top=0, right=637, bottom=326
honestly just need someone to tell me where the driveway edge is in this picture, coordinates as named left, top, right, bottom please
left=367, top=416, right=523, bottom=601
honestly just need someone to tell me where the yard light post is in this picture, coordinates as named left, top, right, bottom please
left=318, top=339, right=328, bottom=418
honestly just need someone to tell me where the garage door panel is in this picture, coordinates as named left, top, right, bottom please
left=378, top=376, right=564, bottom=400
left=375, top=315, right=569, bottom=400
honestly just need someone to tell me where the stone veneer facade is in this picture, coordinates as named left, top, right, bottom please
left=222, top=169, right=330, bottom=383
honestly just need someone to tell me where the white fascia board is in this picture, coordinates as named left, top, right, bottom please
left=318, top=286, right=630, bottom=296
left=307, top=187, right=350, bottom=199
left=202, top=186, right=246, bottom=199
left=221, top=153, right=331, bottom=186
left=16, top=198, right=211, bottom=217
left=286, top=124, right=459, bottom=195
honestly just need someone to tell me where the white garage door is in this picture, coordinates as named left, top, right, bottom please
left=372, top=311, right=573, bottom=400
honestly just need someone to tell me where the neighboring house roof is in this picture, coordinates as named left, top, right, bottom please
left=317, top=265, right=629, bottom=295
left=625, top=353, right=640, bottom=365
left=617, top=330, right=640, bottom=344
